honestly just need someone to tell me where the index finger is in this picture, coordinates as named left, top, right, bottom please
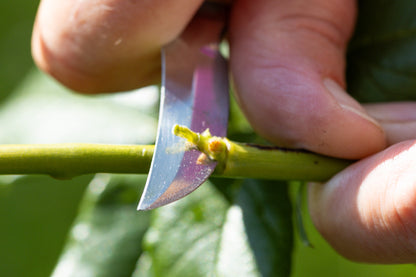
left=32, top=0, right=204, bottom=93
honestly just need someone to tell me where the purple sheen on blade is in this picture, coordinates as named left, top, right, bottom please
left=191, top=52, right=229, bottom=137
left=143, top=150, right=217, bottom=210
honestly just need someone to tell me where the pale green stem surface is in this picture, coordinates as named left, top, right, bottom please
left=220, top=141, right=351, bottom=181
left=0, top=135, right=351, bottom=180
left=0, top=144, right=154, bottom=179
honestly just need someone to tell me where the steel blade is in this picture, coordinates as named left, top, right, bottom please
left=138, top=5, right=229, bottom=210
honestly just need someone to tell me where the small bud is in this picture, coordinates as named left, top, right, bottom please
left=208, top=138, right=225, bottom=154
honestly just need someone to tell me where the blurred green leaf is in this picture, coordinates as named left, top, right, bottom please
left=142, top=181, right=230, bottom=277
left=140, top=179, right=292, bottom=277
left=0, top=69, right=157, bottom=144
left=234, top=180, right=293, bottom=277
left=51, top=174, right=151, bottom=277
left=0, top=1, right=38, bottom=100
left=0, top=175, right=92, bottom=277
left=347, top=0, right=416, bottom=102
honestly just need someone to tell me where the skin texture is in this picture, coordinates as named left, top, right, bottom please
left=310, top=140, right=416, bottom=263
left=32, top=0, right=416, bottom=263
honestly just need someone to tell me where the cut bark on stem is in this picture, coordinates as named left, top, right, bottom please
left=173, top=125, right=352, bottom=181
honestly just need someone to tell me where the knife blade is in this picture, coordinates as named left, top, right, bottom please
left=138, top=3, right=229, bottom=210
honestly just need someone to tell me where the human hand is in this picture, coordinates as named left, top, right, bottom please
left=32, top=0, right=416, bottom=263
left=310, top=103, right=416, bottom=263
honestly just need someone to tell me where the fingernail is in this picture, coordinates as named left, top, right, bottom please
left=365, top=103, right=416, bottom=122
left=324, top=78, right=381, bottom=127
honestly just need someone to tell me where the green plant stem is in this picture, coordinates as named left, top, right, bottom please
left=219, top=141, right=351, bottom=181
left=0, top=139, right=351, bottom=180
left=0, top=144, right=154, bottom=179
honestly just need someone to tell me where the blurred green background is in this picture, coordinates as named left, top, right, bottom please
left=0, top=1, right=415, bottom=277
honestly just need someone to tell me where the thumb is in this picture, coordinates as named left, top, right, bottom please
left=309, top=140, right=416, bottom=263
left=229, top=0, right=386, bottom=159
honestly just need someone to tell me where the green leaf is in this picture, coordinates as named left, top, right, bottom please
left=0, top=175, right=92, bottom=277
left=347, top=0, right=416, bottom=102
left=0, top=0, right=38, bottom=100
left=140, top=179, right=292, bottom=277
left=232, top=180, right=293, bottom=277
left=51, top=174, right=151, bottom=277
left=142, top=181, right=230, bottom=277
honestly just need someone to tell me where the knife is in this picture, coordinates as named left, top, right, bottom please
left=138, top=3, right=229, bottom=210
